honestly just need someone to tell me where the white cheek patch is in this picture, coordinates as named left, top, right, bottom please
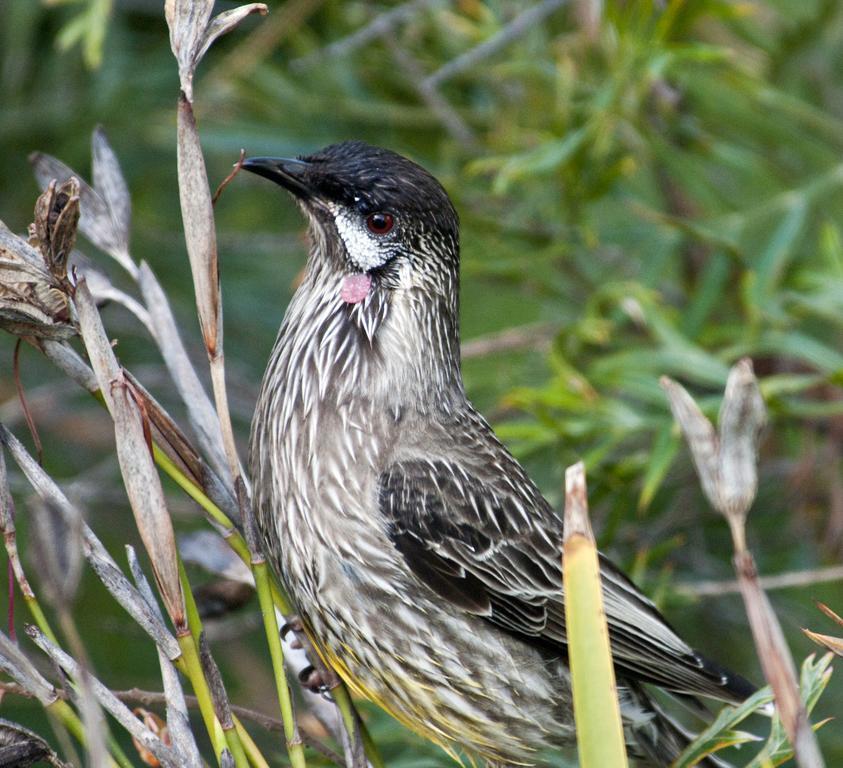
left=329, top=204, right=389, bottom=272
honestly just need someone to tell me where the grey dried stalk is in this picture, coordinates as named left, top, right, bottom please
left=31, top=129, right=239, bottom=500
left=0, top=631, right=58, bottom=706
left=197, top=632, right=235, bottom=732
left=165, top=0, right=268, bottom=101
left=138, top=261, right=232, bottom=487
left=167, top=1, right=266, bottom=494
left=26, top=626, right=182, bottom=768
left=74, top=280, right=186, bottom=632
left=0, top=424, right=181, bottom=661
left=38, top=333, right=241, bottom=525
left=0, top=445, right=36, bottom=602
left=27, top=496, right=83, bottom=609
left=126, top=546, right=203, bottom=768
left=662, top=358, right=825, bottom=768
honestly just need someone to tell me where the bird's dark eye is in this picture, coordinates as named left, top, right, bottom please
left=365, top=212, right=394, bottom=235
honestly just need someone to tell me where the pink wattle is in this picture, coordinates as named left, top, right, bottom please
left=341, top=273, right=372, bottom=304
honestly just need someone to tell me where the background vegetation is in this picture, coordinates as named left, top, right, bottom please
left=1, top=0, right=842, bottom=764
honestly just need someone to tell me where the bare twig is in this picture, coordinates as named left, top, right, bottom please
left=423, top=0, right=569, bottom=89
left=292, top=0, right=442, bottom=69
left=676, top=564, right=843, bottom=598
left=383, top=37, right=477, bottom=151
left=461, top=322, right=556, bottom=359
left=0, top=682, right=345, bottom=767
left=213, top=151, right=246, bottom=206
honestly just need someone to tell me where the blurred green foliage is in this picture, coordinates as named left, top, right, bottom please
left=1, top=0, right=842, bottom=765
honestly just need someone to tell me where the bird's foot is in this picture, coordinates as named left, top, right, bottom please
left=280, top=616, right=304, bottom=649
left=298, top=664, right=330, bottom=694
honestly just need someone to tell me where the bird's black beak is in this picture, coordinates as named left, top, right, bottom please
left=241, top=157, right=313, bottom=198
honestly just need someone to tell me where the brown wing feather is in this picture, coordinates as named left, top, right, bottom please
left=379, top=454, right=754, bottom=703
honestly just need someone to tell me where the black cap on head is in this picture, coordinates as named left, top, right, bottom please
left=243, top=141, right=458, bottom=236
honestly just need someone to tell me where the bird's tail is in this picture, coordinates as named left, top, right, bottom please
left=622, top=684, right=733, bottom=768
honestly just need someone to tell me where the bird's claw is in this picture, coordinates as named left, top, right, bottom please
left=297, top=664, right=330, bottom=694
left=280, top=616, right=304, bottom=648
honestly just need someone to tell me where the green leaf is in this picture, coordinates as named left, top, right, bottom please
left=676, top=654, right=834, bottom=767
left=674, top=686, right=773, bottom=768
left=747, top=199, right=807, bottom=311
left=638, top=423, right=679, bottom=511
left=744, top=654, right=834, bottom=768
left=469, top=127, right=592, bottom=194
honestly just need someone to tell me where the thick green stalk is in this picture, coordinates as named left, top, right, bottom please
left=562, top=464, right=629, bottom=768
left=178, top=558, right=255, bottom=768
left=223, top=719, right=251, bottom=768
left=177, top=556, right=203, bottom=645
left=253, top=559, right=306, bottom=768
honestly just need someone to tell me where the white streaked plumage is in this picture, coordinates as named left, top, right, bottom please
left=246, top=142, right=750, bottom=768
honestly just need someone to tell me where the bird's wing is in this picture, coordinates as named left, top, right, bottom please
left=379, top=455, right=753, bottom=702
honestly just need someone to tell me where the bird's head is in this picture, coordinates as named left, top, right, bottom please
left=242, top=141, right=459, bottom=304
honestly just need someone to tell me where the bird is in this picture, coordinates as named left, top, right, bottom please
left=243, top=141, right=754, bottom=767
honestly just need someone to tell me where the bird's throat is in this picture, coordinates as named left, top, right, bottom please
left=340, top=273, right=372, bottom=304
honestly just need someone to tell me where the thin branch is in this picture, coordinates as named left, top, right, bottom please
left=676, top=564, right=843, bottom=598
left=0, top=682, right=345, bottom=767
left=292, top=0, right=442, bottom=69
left=212, top=151, right=246, bottom=206
left=13, top=340, right=43, bottom=465
left=423, top=0, right=569, bottom=89
left=383, top=36, right=477, bottom=151
left=461, top=322, right=556, bottom=359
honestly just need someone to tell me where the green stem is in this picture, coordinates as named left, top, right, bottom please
left=22, top=593, right=59, bottom=647
left=46, top=699, right=87, bottom=745
left=153, top=445, right=237, bottom=532
left=178, top=560, right=251, bottom=768
left=253, top=559, right=306, bottom=768
left=177, top=556, right=202, bottom=645
left=46, top=699, right=122, bottom=768
left=331, top=683, right=384, bottom=768
left=233, top=715, right=271, bottom=768
left=104, top=733, right=135, bottom=768
left=223, top=721, right=251, bottom=768
left=177, top=633, right=228, bottom=763
left=152, top=422, right=378, bottom=766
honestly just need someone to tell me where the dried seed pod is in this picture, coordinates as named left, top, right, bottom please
left=0, top=717, right=70, bottom=768
left=0, top=221, right=74, bottom=340
left=30, top=178, right=80, bottom=280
